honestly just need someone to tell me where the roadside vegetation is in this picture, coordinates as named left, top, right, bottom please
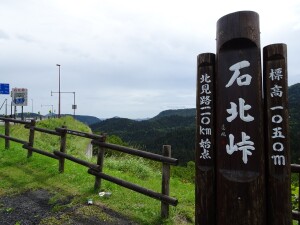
left=2, top=116, right=297, bottom=224
left=0, top=116, right=194, bottom=224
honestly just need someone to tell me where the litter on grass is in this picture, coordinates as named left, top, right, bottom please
left=99, top=192, right=112, bottom=198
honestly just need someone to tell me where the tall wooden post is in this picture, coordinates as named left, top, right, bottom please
left=215, top=11, right=266, bottom=225
left=195, top=53, right=215, bottom=225
left=263, top=43, right=292, bottom=224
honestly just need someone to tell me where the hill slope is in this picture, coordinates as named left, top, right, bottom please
left=90, top=84, right=300, bottom=164
left=289, top=83, right=300, bottom=163
left=90, top=114, right=195, bottom=165
left=73, top=115, right=101, bottom=125
left=151, top=108, right=196, bottom=120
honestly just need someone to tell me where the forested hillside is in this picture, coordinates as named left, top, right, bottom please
left=289, top=83, right=300, bottom=163
left=90, top=115, right=195, bottom=164
left=73, top=115, right=101, bottom=125
left=151, top=108, right=196, bottom=120
left=91, top=84, right=300, bottom=165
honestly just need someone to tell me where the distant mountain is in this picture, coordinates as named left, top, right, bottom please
left=90, top=113, right=195, bottom=165
left=91, top=115, right=195, bottom=133
left=151, top=108, right=196, bottom=120
left=72, top=115, right=101, bottom=125
left=6, top=113, right=102, bottom=126
left=288, top=83, right=300, bottom=163
left=289, top=83, right=300, bottom=108
left=90, top=84, right=300, bottom=165
left=11, top=112, right=44, bottom=119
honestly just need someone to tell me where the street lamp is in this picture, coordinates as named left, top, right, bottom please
left=56, top=64, right=61, bottom=118
left=51, top=91, right=76, bottom=117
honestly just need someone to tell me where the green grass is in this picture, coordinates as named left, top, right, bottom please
left=0, top=117, right=194, bottom=224
left=34, top=116, right=91, bottom=156
left=1, top=116, right=299, bottom=224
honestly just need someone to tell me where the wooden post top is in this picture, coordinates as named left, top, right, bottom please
left=216, top=11, right=260, bottom=50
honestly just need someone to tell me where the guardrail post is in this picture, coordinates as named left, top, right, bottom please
left=27, top=119, right=36, bottom=158
left=4, top=119, right=10, bottom=149
left=94, top=135, right=106, bottom=191
left=161, top=145, right=171, bottom=219
left=59, top=126, right=67, bottom=173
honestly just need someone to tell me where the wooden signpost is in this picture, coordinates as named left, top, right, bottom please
left=196, top=53, right=215, bottom=225
left=216, top=11, right=265, bottom=225
left=196, top=11, right=291, bottom=225
left=263, top=43, right=291, bottom=225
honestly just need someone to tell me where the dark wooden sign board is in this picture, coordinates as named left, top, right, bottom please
left=196, top=11, right=291, bottom=225
left=263, top=43, right=291, bottom=225
left=196, top=53, right=215, bottom=225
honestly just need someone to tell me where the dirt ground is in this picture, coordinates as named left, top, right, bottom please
left=0, top=189, right=138, bottom=225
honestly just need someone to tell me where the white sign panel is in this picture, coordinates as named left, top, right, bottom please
left=12, top=88, right=28, bottom=106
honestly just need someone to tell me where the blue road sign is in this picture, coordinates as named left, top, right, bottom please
left=14, top=97, right=25, bottom=104
left=0, top=83, right=9, bottom=94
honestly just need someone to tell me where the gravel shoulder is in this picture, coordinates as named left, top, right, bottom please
left=0, top=189, right=138, bottom=225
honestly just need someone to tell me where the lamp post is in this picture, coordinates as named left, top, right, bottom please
left=51, top=91, right=76, bottom=117
left=71, top=91, right=76, bottom=117
left=56, top=64, right=61, bottom=118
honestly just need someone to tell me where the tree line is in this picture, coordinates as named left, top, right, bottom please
left=90, top=83, right=300, bottom=165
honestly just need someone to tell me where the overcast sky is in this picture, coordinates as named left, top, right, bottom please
left=0, top=0, right=299, bottom=119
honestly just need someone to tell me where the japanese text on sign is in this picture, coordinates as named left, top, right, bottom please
left=199, top=73, right=213, bottom=159
left=269, top=68, right=286, bottom=166
left=225, top=60, right=255, bottom=164
left=12, top=88, right=28, bottom=106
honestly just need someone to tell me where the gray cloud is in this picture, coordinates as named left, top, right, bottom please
left=0, top=30, right=9, bottom=39
left=0, top=1, right=299, bottom=118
